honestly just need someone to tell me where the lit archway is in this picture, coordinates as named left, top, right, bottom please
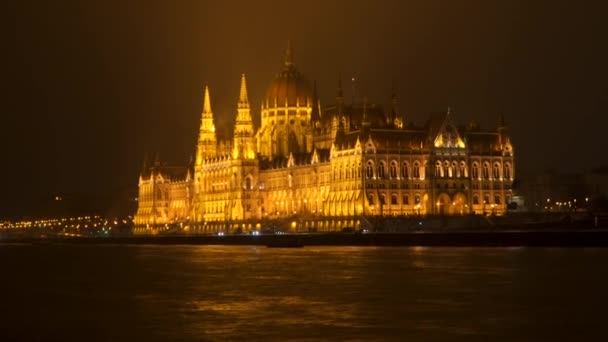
left=451, top=192, right=467, bottom=215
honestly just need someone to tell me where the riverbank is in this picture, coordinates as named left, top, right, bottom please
left=3, top=229, right=608, bottom=247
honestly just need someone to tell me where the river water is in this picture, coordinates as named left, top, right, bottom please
left=1, top=244, right=606, bottom=341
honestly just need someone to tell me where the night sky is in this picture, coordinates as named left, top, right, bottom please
left=2, top=0, right=607, bottom=218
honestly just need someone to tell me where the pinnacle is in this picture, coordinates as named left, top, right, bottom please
left=238, top=74, right=249, bottom=109
left=203, top=85, right=212, bottom=114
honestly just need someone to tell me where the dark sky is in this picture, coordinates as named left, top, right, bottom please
left=2, top=0, right=607, bottom=218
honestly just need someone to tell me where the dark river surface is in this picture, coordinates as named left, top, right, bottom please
left=1, top=244, right=607, bottom=341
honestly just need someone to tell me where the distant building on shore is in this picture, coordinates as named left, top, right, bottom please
left=522, top=166, right=608, bottom=213
left=133, top=45, right=515, bottom=234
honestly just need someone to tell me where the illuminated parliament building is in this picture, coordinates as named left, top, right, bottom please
left=134, top=46, right=515, bottom=234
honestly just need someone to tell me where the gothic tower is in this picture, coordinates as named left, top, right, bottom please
left=233, top=74, right=256, bottom=159
left=195, top=85, right=217, bottom=164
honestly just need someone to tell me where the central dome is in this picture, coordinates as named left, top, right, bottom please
left=263, top=46, right=313, bottom=108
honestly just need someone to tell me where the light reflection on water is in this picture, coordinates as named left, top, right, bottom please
left=1, top=244, right=607, bottom=341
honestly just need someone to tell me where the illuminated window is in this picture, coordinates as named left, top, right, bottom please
left=380, top=193, right=387, bottom=205
left=401, top=162, right=409, bottom=178
left=435, top=161, right=442, bottom=177
left=366, top=161, right=374, bottom=179
left=472, top=163, right=479, bottom=179
left=403, top=194, right=409, bottom=205
left=413, top=162, right=420, bottom=179
left=473, top=195, right=479, bottom=205
left=484, top=195, right=490, bottom=204
left=378, top=162, right=386, bottom=179
left=390, top=161, right=398, bottom=178
left=415, top=195, right=421, bottom=204
left=368, top=195, right=375, bottom=205
left=445, top=161, right=451, bottom=178
left=453, top=161, right=459, bottom=178
left=504, top=163, right=511, bottom=179
left=495, top=196, right=501, bottom=204
left=493, top=163, right=500, bottom=179
left=482, top=162, right=490, bottom=179
left=460, top=162, right=467, bottom=178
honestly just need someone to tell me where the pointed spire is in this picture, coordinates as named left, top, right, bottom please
left=238, top=74, right=249, bottom=109
left=284, top=40, right=293, bottom=68
left=311, top=80, right=321, bottom=122
left=337, top=72, right=344, bottom=100
left=234, top=74, right=255, bottom=159
left=154, top=152, right=160, bottom=166
left=203, top=85, right=212, bottom=115
left=498, top=113, right=506, bottom=128
left=389, top=79, right=398, bottom=126
left=362, top=96, right=370, bottom=128
left=142, top=153, right=149, bottom=171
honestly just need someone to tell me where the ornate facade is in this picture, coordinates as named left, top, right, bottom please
left=134, top=46, right=515, bottom=234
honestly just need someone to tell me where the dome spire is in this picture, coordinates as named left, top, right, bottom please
left=238, top=74, right=249, bottom=109
left=284, top=40, right=293, bottom=68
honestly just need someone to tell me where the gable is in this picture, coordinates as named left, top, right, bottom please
left=433, top=114, right=465, bottom=148
left=364, top=136, right=376, bottom=154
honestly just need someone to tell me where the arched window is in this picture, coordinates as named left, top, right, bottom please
left=460, top=162, right=467, bottom=178
left=368, top=194, right=375, bottom=205
left=403, top=194, right=409, bottom=205
left=413, top=162, right=420, bottom=179
left=357, top=162, right=362, bottom=178
left=391, top=194, right=398, bottom=205
left=504, top=163, right=511, bottom=180
left=390, top=161, right=398, bottom=178
left=414, top=194, right=421, bottom=204
left=401, top=162, right=409, bottom=179
left=493, top=163, right=500, bottom=179
left=443, top=161, right=450, bottom=178
left=366, top=161, right=374, bottom=179
left=380, top=193, right=387, bottom=205
left=245, top=177, right=252, bottom=190
left=435, top=161, right=442, bottom=177
left=378, top=161, right=386, bottom=179
left=452, top=161, right=459, bottom=178
left=483, top=195, right=490, bottom=205
left=472, top=163, right=479, bottom=179
left=339, top=165, right=343, bottom=180
left=482, top=162, right=490, bottom=179
left=351, top=163, right=355, bottom=179
left=494, top=195, right=501, bottom=204
left=473, top=195, right=479, bottom=205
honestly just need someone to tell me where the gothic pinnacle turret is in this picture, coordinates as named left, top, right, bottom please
left=195, top=85, right=217, bottom=162
left=233, top=74, right=255, bottom=159
left=238, top=74, right=249, bottom=109
left=203, top=85, right=212, bottom=116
